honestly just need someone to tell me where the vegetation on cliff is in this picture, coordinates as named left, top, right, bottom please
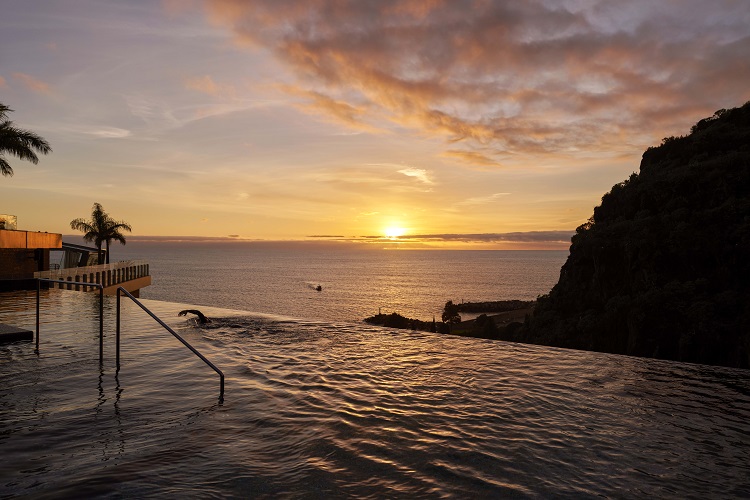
left=523, top=102, right=750, bottom=368
left=364, top=300, right=534, bottom=340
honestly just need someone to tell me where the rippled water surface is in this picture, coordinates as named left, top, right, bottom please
left=1, top=291, right=749, bottom=498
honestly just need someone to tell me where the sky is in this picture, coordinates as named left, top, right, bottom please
left=1, top=0, right=749, bottom=249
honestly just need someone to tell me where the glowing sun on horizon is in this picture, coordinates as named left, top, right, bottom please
left=384, top=226, right=407, bottom=239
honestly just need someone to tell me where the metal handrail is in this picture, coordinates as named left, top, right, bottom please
left=116, top=287, right=224, bottom=401
left=36, top=278, right=104, bottom=357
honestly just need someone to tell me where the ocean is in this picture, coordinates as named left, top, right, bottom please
left=3, top=243, right=749, bottom=497
left=113, top=240, right=568, bottom=322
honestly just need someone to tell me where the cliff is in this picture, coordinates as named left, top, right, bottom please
left=522, top=101, right=750, bottom=368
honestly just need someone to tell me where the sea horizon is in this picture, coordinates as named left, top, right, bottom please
left=60, top=233, right=574, bottom=252
left=77, top=238, right=569, bottom=324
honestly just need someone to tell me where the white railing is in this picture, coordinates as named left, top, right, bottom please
left=34, top=260, right=149, bottom=291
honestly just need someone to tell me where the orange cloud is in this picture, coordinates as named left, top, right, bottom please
left=281, top=85, right=377, bottom=132
left=184, top=74, right=239, bottom=99
left=0, top=76, right=6, bottom=88
left=12, top=72, right=52, bottom=94
left=185, top=74, right=221, bottom=95
left=199, top=0, right=750, bottom=163
left=442, top=150, right=502, bottom=168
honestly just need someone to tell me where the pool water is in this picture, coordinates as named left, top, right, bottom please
left=1, top=289, right=749, bottom=498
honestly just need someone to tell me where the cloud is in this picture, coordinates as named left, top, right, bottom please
left=198, top=0, right=750, bottom=164
left=122, top=235, right=248, bottom=242
left=282, top=85, right=376, bottom=131
left=185, top=74, right=223, bottom=96
left=87, top=127, right=132, bottom=139
left=184, top=74, right=247, bottom=101
left=12, top=72, right=52, bottom=94
left=307, top=230, right=575, bottom=245
left=442, top=149, right=503, bottom=168
left=60, top=125, right=133, bottom=139
left=398, top=167, right=432, bottom=185
left=402, top=231, right=574, bottom=244
left=314, top=165, right=432, bottom=194
left=456, top=193, right=511, bottom=207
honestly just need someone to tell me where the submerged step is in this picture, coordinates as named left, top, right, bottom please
left=0, top=323, right=33, bottom=343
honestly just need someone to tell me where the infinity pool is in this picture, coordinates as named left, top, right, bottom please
left=1, top=289, right=749, bottom=498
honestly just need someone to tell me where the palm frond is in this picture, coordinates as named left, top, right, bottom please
left=0, top=157, right=12, bottom=177
left=0, top=125, right=52, bottom=162
left=0, top=104, right=51, bottom=177
left=69, top=218, right=93, bottom=232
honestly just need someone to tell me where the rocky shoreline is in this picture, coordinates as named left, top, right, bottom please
left=364, top=300, right=535, bottom=340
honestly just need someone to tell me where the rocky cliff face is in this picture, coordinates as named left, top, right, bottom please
left=523, top=102, right=750, bottom=368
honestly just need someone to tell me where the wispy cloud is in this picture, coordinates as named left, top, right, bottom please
left=398, top=167, right=433, bottom=185
left=442, top=150, right=503, bottom=168
left=184, top=74, right=224, bottom=96
left=456, top=193, right=511, bottom=207
left=87, top=127, right=132, bottom=139
left=398, top=231, right=574, bottom=244
left=282, top=85, right=376, bottom=131
left=313, top=165, right=433, bottom=195
left=308, top=230, right=574, bottom=245
left=12, top=72, right=52, bottom=94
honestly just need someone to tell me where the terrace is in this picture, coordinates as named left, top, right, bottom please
left=0, top=213, right=150, bottom=296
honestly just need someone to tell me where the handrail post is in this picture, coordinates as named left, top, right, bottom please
left=116, top=288, right=121, bottom=368
left=32, top=279, right=223, bottom=402
left=35, top=279, right=40, bottom=352
left=116, top=286, right=224, bottom=401
left=99, top=286, right=104, bottom=362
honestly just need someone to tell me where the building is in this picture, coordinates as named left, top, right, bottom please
left=0, top=214, right=61, bottom=291
left=0, top=213, right=150, bottom=295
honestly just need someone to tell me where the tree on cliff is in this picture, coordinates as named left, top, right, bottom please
left=442, top=300, right=462, bottom=326
left=523, top=101, right=750, bottom=368
left=0, top=103, right=51, bottom=177
left=70, top=203, right=132, bottom=264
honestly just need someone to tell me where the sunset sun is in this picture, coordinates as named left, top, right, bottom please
left=384, top=226, right=406, bottom=239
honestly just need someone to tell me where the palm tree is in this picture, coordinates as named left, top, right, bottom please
left=101, top=217, right=132, bottom=264
left=70, top=203, right=132, bottom=264
left=0, top=103, right=52, bottom=177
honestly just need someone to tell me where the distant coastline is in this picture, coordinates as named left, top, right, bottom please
left=365, top=300, right=534, bottom=340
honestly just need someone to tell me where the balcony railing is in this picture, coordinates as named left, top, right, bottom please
left=34, top=260, right=149, bottom=292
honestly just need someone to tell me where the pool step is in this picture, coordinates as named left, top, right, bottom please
left=0, top=323, right=33, bottom=343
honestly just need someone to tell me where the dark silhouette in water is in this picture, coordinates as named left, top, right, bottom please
left=179, top=309, right=210, bottom=324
